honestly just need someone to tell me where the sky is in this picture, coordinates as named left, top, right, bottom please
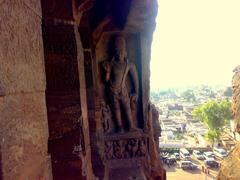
left=150, top=0, right=240, bottom=91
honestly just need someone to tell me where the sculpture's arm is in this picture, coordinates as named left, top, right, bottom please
left=103, top=61, right=111, bottom=82
left=129, top=63, right=139, bottom=96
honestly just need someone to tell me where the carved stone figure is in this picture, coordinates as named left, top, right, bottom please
left=130, top=139, right=139, bottom=157
left=150, top=104, right=161, bottom=152
left=113, top=141, right=122, bottom=159
left=137, top=139, right=147, bottom=157
left=104, top=136, right=149, bottom=161
left=103, top=36, right=139, bottom=133
left=120, top=140, right=128, bottom=158
left=144, top=103, right=165, bottom=179
left=105, top=141, right=114, bottom=160
left=101, top=101, right=113, bottom=133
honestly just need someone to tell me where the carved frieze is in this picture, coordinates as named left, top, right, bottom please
left=104, top=134, right=148, bottom=161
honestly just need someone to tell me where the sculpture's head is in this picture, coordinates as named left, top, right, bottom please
left=113, top=36, right=127, bottom=62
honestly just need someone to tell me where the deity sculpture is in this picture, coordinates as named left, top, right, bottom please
left=105, top=141, right=113, bottom=160
left=137, top=139, right=147, bottom=157
left=100, top=101, right=112, bottom=133
left=103, top=35, right=139, bottom=133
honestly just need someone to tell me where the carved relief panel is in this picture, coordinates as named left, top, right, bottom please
left=104, top=136, right=148, bottom=160
left=97, top=33, right=144, bottom=134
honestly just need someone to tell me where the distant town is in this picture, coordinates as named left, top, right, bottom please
left=151, top=85, right=237, bottom=179
left=151, top=85, right=237, bottom=149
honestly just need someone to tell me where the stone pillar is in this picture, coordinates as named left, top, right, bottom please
left=0, top=0, right=52, bottom=179
left=74, top=25, right=95, bottom=180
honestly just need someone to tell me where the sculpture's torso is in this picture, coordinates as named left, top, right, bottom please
left=109, top=61, right=128, bottom=93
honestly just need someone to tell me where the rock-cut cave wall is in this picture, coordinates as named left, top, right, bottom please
left=0, top=0, right=165, bottom=179
left=0, top=1, right=52, bottom=179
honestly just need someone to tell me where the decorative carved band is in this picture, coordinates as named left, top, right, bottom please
left=104, top=134, right=149, bottom=161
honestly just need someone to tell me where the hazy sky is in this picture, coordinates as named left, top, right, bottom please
left=150, top=0, right=240, bottom=90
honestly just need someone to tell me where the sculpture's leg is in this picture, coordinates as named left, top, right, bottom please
left=112, top=96, right=124, bottom=132
left=115, top=108, right=124, bottom=132
left=122, top=97, right=137, bottom=131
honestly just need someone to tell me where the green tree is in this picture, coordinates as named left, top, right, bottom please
left=173, top=131, right=184, bottom=140
left=181, top=90, right=196, bottom=102
left=192, top=100, right=232, bottom=145
left=219, top=99, right=232, bottom=122
left=205, top=130, right=218, bottom=148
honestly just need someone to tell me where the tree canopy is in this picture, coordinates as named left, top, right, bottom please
left=192, top=99, right=232, bottom=145
left=181, top=90, right=196, bottom=102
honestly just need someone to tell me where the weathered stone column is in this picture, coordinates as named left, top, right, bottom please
left=74, top=25, right=96, bottom=180
left=0, top=0, right=52, bottom=179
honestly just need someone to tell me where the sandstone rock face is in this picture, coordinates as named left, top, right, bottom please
left=232, top=66, right=240, bottom=134
left=218, top=141, right=240, bottom=180
left=0, top=0, right=52, bottom=179
left=218, top=66, right=240, bottom=180
left=0, top=0, right=45, bottom=94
